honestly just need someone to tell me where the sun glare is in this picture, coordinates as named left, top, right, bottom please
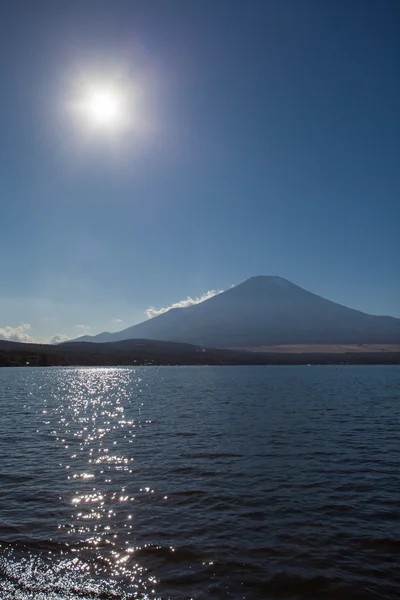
left=86, top=89, right=122, bottom=124
left=66, top=73, right=145, bottom=141
left=76, top=84, right=129, bottom=130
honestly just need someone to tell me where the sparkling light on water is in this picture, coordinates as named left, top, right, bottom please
left=0, top=367, right=159, bottom=599
left=1, top=366, right=400, bottom=599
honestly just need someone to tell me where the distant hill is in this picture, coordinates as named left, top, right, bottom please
left=0, top=338, right=253, bottom=367
left=1, top=338, right=399, bottom=367
left=72, top=276, right=400, bottom=347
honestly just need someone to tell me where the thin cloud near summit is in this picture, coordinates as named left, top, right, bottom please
left=145, top=289, right=224, bottom=319
left=49, top=333, right=70, bottom=344
left=75, top=324, right=91, bottom=334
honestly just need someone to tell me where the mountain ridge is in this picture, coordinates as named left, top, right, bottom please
left=1, top=337, right=400, bottom=367
left=71, top=276, right=400, bottom=347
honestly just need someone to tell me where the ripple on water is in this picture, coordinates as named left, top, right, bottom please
left=0, top=365, right=400, bottom=599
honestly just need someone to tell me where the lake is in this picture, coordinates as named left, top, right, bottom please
left=0, top=366, right=399, bottom=599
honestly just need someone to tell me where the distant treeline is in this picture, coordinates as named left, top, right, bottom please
left=0, top=339, right=399, bottom=367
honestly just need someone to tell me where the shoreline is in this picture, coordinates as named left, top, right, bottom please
left=1, top=338, right=399, bottom=367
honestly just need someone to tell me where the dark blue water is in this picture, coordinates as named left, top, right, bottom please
left=0, top=366, right=399, bottom=599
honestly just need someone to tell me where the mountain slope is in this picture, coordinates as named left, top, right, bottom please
left=73, top=276, right=400, bottom=347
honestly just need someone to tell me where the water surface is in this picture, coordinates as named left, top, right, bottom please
left=0, top=366, right=399, bottom=599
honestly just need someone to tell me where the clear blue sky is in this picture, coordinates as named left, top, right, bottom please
left=0, top=0, right=399, bottom=343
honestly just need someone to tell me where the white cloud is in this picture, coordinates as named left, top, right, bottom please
left=75, top=324, right=91, bottom=335
left=146, top=289, right=223, bottom=319
left=110, top=318, right=123, bottom=324
left=0, top=323, right=35, bottom=343
left=49, top=333, right=70, bottom=345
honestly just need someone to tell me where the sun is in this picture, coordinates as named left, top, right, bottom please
left=66, top=74, right=142, bottom=139
left=87, top=90, right=121, bottom=123
left=80, top=85, right=127, bottom=128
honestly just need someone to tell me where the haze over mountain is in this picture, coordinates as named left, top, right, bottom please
left=72, top=276, right=400, bottom=348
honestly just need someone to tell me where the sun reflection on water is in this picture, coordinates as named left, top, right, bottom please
left=45, top=367, right=159, bottom=596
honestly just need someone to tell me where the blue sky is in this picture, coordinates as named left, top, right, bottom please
left=0, top=0, right=399, bottom=343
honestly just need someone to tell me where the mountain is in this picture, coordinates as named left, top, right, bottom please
left=72, top=276, right=400, bottom=347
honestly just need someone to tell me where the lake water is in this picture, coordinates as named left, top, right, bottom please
left=0, top=366, right=399, bottom=600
